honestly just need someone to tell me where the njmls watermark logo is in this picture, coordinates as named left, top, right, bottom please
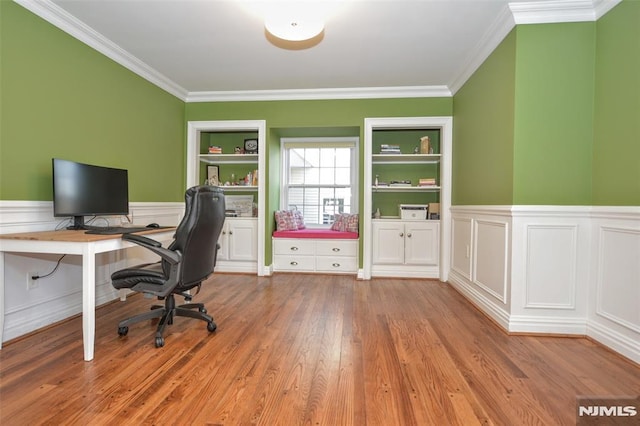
left=577, top=395, right=639, bottom=425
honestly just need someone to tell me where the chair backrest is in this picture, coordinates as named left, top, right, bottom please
left=167, top=185, right=225, bottom=289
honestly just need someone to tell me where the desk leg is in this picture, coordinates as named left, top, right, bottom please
left=0, top=251, right=5, bottom=349
left=82, top=245, right=96, bottom=361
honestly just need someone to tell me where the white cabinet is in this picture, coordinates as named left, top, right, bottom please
left=371, top=220, right=439, bottom=278
left=217, top=218, right=258, bottom=272
left=272, top=238, right=358, bottom=274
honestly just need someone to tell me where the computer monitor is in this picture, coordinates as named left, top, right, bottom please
left=52, top=158, right=129, bottom=230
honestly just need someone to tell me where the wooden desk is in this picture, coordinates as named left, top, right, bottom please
left=0, top=228, right=175, bottom=361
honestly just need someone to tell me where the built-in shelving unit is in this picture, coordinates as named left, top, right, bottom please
left=363, top=117, right=452, bottom=280
left=186, top=120, right=267, bottom=276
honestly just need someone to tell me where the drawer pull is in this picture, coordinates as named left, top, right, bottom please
left=290, top=246, right=299, bottom=251
left=290, top=261, right=298, bottom=266
left=407, top=233, right=412, bottom=238
left=399, top=232, right=404, bottom=237
left=332, top=247, right=340, bottom=252
left=332, top=263, right=340, bottom=267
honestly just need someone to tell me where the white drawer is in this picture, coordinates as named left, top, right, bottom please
left=316, top=240, right=357, bottom=257
left=273, top=255, right=315, bottom=271
left=273, top=239, right=315, bottom=256
left=316, top=256, right=357, bottom=273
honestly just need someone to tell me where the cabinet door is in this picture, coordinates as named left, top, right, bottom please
left=217, top=225, right=230, bottom=261
left=404, top=222, right=439, bottom=266
left=372, top=221, right=405, bottom=265
left=227, top=219, right=258, bottom=261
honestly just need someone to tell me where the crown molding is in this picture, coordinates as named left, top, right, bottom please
left=592, top=0, right=623, bottom=19
left=15, top=0, right=623, bottom=102
left=510, top=0, right=596, bottom=24
left=449, top=0, right=621, bottom=94
left=448, top=3, right=516, bottom=95
left=186, top=86, right=452, bottom=103
left=14, top=0, right=188, bottom=101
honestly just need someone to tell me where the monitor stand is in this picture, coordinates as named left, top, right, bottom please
left=66, top=216, right=87, bottom=230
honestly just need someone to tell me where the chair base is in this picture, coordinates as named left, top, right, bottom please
left=117, top=294, right=217, bottom=348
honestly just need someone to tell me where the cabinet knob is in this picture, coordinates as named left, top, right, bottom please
left=290, top=246, right=298, bottom=251
left=399, top=233, right=404, bottom=237
left=332, top=247, right=340, bottom=252
left=332, top=263, right=340, bottom=267
left=407, top=233, right=412, bottom=238
left=290, top=261, right=298, bottom=266
left=222, top=231, right=226, bottom=235
left=229, top=231, right=233, bottom=235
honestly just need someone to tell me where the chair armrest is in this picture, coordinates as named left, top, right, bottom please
left=122, top=233, right=181, bottom=265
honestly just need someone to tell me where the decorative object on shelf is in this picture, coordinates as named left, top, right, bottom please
left=373, top=208, right=381, bottom=219
left=390, top=180, right=411, bottom=187
left=234, top=146, right=242, bottom=154
left=244, top=138, right=258, bottom=154
left=208, top=145, right=222, bottom=154
left=418, top=178, right=437, bottom=187
left=429, top=203, right=440, bottom=220
left=420, top=136, right=432, bottom=154
left=207, top=165, right=219, bottom=186
left=380, top=144, right=401, bottom=154
left=413, top=146, right=420, bottom=154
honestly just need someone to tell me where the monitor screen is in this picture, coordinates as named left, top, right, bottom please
left=52, top=158, right=129, bottom=229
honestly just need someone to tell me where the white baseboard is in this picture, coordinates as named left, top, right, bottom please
left=448, top=269, right=510, bottom=330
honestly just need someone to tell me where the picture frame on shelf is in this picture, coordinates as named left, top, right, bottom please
left=244, top=138, right=258, bottom=154
left=207, top=165, right=219, bottom=186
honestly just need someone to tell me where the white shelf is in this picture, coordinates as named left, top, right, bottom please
left=219, top=185, right=259, bottom=192
left=372, top=153, right=441, bottom=164
left=372, top=185, right=440, bottom=192
left=199, top=154, right=259, bottom=164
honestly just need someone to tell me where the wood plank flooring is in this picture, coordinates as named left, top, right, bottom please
left=1, top=274, right=639, bottom=425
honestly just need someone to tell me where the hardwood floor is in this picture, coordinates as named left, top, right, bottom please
left=1, top=274, right=638, bottom=425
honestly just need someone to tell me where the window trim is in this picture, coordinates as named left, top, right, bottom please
left=280, top=137, right=359, bottom=227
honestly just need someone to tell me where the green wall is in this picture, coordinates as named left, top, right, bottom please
left=593, top=0, right=640, bottom=206
left=0, top=1, right=185, bottom=202
left=453, top=19, right=625, bottom=206
left=513, top=23, right=595, bottom=205
left=452, top=30, right=517, bottom=205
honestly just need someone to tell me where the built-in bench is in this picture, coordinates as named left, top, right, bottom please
left=272, top=229, right=359, bottom=274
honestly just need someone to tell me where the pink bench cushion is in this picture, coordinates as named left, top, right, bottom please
left=273, top=229, right=359, bottom=239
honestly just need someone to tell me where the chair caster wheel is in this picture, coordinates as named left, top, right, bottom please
left=118, top=326, right=128, bottom=336
left=155, top=336, right=164, bottom=348
left=207, top=321, right=217, bottom=332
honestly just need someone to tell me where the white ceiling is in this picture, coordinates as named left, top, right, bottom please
left=17, top=0, right=618, bottom=101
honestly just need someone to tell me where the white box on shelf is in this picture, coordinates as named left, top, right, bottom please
left=399, top=204, right=428, bottom=220
left=225, top=195, right=254, bottom=217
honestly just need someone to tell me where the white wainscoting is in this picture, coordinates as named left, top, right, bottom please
left=449, top=205, right=640, bottom=364
left=0, top=201, right=184, bottom=343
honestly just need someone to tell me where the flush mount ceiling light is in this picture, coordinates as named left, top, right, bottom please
left=264, top=15, right=324, bottom=42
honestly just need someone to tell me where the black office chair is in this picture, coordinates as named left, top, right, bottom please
left=111, top=185, right=225, bottom=348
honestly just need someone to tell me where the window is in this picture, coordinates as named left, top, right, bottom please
left=281, top=137, right=358, bottom=226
